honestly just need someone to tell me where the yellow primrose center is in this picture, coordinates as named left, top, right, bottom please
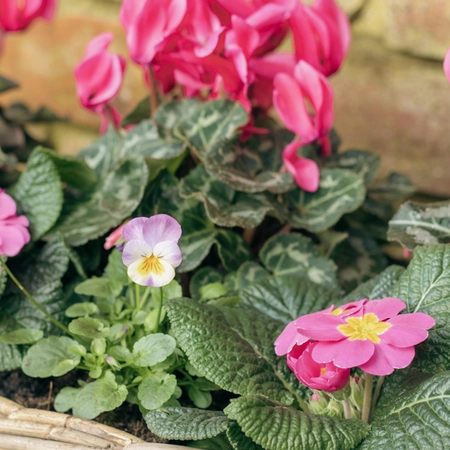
left=337, top=313, right=392, bottom=344
left=330, top=307, right=343, bottom=316
left=138, top=254, right=164, bottom=276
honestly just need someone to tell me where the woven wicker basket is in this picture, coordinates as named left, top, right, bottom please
left=0, top=396, right=189, bottom=450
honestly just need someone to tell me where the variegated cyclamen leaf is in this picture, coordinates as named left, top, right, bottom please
left=204, top=138, right=292, bottom=194
left=178, top=230, right=217, bottom=273
left=145, top=407, right=229, bottom=440
left=165, top=298, right=302, bottom=406
left=180, top=166, right=285, bottom=228
left=190, top=267, right=224, bottom=300
left=154, top=98, right=202, bottom=129
left=360, top=371, right=450, bottom=450
left=224, top=395, right=369, bottom=450
left=369, top=172, right=415, bottom=204
left=50, top=157, right=148, bottom=246
left=388, top=200, right=450, bottom=250
left=288, top=169, right=365, bottom=233
left=175, top=99, right=249, bottom=159
left=259, top=233, right=338, bottom=290
left=215, top=230, right=252, bottom=271
left=234, top=262, right=269, bottom=291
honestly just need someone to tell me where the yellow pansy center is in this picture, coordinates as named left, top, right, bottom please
left=138, top=254, right=164, bottom=276
left=337, top=313, right=392, bottom=344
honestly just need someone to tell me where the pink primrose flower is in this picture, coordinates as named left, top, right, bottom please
left=292, top=341, right=350, bottom=392
left=120, top=0, right=187, bottom=65
left=122, top=214, right=182, bottom=287
left=0, top=0, right=55, bottom=32
left=104, top=223, right=126, bottom=251
left=0, top=189, right=30, bottom=257
left=289, top=0, right=350, bottom=76
left=295, top=298, right=435, bottom=376
left=74, top=32, right=125, bottom=133
left=444, top=47, right=450, bottom=84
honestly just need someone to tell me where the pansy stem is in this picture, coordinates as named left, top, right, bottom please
left=0, top=259, right=70, bottom=335
left=135, top=283, right=141, bottom=312
left=361, top=373, right=373, bottom=423
left=154, top=287, right=164, bottom=333
left=371, top=375, right=385, bottom=417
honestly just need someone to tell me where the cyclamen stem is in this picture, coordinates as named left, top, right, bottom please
left=0, top=259, right=70, bottom=335
left=361, top=373, right=373, bottom=423
left=147, top=65, right=159, bottom=117
left=154, top=286, right=164, bottom=333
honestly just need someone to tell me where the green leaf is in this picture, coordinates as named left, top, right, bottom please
left=190, top=267, right=224, bottom=299
left=180, top=166, right=283, bottom=229
left=51, top=157, right=148, bottom=246
left=104, top=248, right=130, bottom=286
left=216, top=230, right=252, bottom=271
left=343, top=265, right=405, bottom=303
left=175, top=100, right=249, bottom=159
left=146, top=407, right=229, bottom=440
left=138, top=373, right=177, bottom=410
left=22, top=336, right=82, bottom=377
left=42, top=148, right=97, bottom=190
left=68, top=317, right=109, bottom=339
left=0, top=343, right=23, bottom=371
left=188, top=386, right=212, bottom=409
left=369, top=172, right=415, bottom=204
left=388, top=201, right=450, bottom=250
left=332, top=231, right=388, bottom=293
left=360, top=371, right=450, bottom=449
left=178, top=229, right=217, bottom=272
left=259, top=233, right=338, bottom=290
left=54, top=387, right=79, bottom=413
left=154, top=98, right=202, bottom=129
left=288, top=169, right=365, bottom=233
left=225, top=395, right=369, bottom=450
left=240, top=275, right=338, bottom=324
left=191, top=435, right=235, bottom=450
left=122, top=96, right=150, bottom=126
left=74, top=277, right=123, bottom=298
left=326, top=149, right=380, bottom=185
left=0, top=75, right=19, bottom=93
left=392, top=245, right=450, bottom=371
left=234, top=262, right=269, bottom=291
left=227, top=421, right=264, bottom=450
left=166, top=298, right=302, bottom=405
left=132, top=333, right=177, bottom=367
left=65, top=302, right=99, bottom=318
left=204, top=137, right=292, bottom=194
left=0, top=328, right=43, bottom=344
left=9, top=147, right=63, bottom=240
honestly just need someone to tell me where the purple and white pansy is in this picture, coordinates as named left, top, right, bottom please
left=121, top=214, right=182, bottom=287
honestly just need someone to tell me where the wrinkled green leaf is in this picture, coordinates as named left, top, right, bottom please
left=227, top=421, right=264, bottom=450
left=225, top=395, right=369, bottom=450
left=288, top=169, right=365, bottom=233
left=388, top=201, right=450, bottom=250
left=259, top=233, right=338, bottom=290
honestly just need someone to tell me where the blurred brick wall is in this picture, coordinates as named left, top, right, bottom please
left=1, top=0, right=450, bottom=196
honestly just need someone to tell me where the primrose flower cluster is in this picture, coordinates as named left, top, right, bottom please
left=74, top=0, right=351, bottom=192
left=275, top=298, right=435, bottom=392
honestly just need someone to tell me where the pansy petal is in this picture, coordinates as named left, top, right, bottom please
left=359, top=343, right=415, bottom=376
left=312, top=339, right=374, bottom=368
left=296, top=313, right=344, bottom=341
left=142, top=214, right=182, bottom=248
left=122, top=217, right=147, bottom=242
left=363, top=297, right=406, bottom=320
left=274, top=321, right=309, bottom=356
left=143, top=259, right=176, bottom=287
left=153, top=240, right=182, bottom=268
left=122, top=240, right=153, bottom=266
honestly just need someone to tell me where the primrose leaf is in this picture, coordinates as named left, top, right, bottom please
left=9, top=147, right=63, bottom=240
left=240, top=274, right=338, bottom=323
left=68, top=317, right=109, bottom=339
left=165, top=298, right=303, bottom=405
left=146, top=407, right=229, bottom=440
left=360, top=371, right=450, bottom=449
left=0, top=328, right=43, bottom=344
left=132, top=333, right=177, bottom=367
left=22, top=336, right=83, bottom=377
left=227, top=421, right=264, bottom=450
left=388, top=201, right=450, bottom=250
left=138, top=373, right=177, bottom=410
left=259, top=233, right=338, bottom=290
left=288, top=169, right=365, bottom=233
left=74, top=277, right=123, bottom=298
left=175, top=99, right=248, bottom=159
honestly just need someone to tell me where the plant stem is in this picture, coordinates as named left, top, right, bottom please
left=135, top=283, right=141, bottom=312
left=361, top=373, right=373, bottom=423
left=342, top=398, right=353, bottom=419
left=154, top=287, right=164, bottom=333
left=140, top=286, right=152, bottom=309
left=0, top=259, right=70, bottom=335
left=370, top=375, right=385, bottom=417
left=147, top=65, right=159, bottom=117
left=242, top=227, right=256, bottom=245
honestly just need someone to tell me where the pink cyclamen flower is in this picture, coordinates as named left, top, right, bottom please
left=122, top=214, right=182, bottom=287
left=120, top=0, right=187, bottom=65
left=0, top=189, right=30, bottom=257
left=104, top=223, right=126, bottom=251
left=443, top=47, right=450, bottom=83
left=0, top=0, right=55, bottom=32
left=290, top=341, right=350, bottom=392
left=295, top=298, right=435, bottom=376
left=74, top=32, right=125, bottom=133
left=289, top=0, right=350, bottom=76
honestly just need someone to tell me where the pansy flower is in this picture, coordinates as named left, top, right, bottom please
left=121, top=214, right=182, bottom=287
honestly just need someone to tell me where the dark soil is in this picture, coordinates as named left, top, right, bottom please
left=0, top=369, right=166, bottom=443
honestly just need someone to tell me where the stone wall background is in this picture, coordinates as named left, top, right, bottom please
left=1, top=0, right=450, bottom=196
